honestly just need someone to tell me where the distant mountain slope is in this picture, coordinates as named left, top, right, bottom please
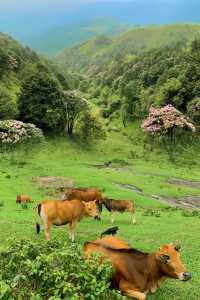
left=2, top=0, right=200, bottom=56
left=20, top=18, right=129, bottom=57
left=56, top=24, right=200, bottom=71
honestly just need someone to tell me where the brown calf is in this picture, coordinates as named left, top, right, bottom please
left=102, top=198, right=136, bottom=224
left=16, top=194, right=32, bottom=204
left=84, top=237, right=191, bottom=300
left=36, top=199, right=99, bottom=242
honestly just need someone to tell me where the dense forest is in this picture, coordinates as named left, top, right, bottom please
left=1, top=24, right=200, bottom=147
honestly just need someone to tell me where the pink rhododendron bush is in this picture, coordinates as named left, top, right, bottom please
left=0, top=120, right=44, bottom=149
left=142, top=105, right=196, bottom=160
left=142, top=105, right=195, bottom=136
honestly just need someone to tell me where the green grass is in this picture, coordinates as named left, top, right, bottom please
left=0, top=131, right=200, bottom=299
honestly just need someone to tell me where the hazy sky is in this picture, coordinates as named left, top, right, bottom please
left=0, top=0, right=131, bottom=13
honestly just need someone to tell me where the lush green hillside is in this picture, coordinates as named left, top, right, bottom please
left=0, top=32, right=75, bottom=124
left=0, top=133, right=200, bottom=299
left=30, top=17, right=129, bottom=56
left=57, top=24, right=200, bottom=71
left=59, top=28, right=200, bottom=134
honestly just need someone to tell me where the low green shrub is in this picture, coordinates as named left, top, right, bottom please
left=0, top=239, right=123, bottom=300
left=182, top=210, right=200, bottom=217
left=143, top=209, right=161, bottom=217
left=21, top=203, right=29, bottom=210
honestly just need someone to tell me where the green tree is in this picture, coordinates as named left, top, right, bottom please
left=157, top=78, right=182, bottom=107
left=0, top=85, right=19, bottom=119
left=63, top=90, right=88, bottom=135
left=121, top=81, right=140, bottom=126
left=78, top=111, right=106, bottom=141
left=19, top=69, right=65, bottom=133
left=187, top=98, right=200, bottom=125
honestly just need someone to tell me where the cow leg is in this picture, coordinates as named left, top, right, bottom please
left=132, top=212, right=136, bottom=224
left=69, top=221, right=77, bottom=242
left=44, top=222, right=51, bottom=240
left=119, top=279, right=146, bottom=300
left=110, top=211, right=115, bottom=223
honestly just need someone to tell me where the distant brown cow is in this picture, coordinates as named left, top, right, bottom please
left=63, top=188, right=103, bottom=218
left=36, top=199, right=99, bottom=242
left=63, top=188, right=103, bottom=204
left=84, top=237, right=191, bottom=300
left=102, top=198, right=136, bottom=224
left=16, top=194, right=32, bottom=204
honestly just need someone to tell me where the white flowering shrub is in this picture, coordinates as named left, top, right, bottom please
left=0, top=120, right=44, bottom=149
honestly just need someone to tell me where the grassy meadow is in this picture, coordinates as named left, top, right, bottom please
left=0, top=129, right=200, bottom=299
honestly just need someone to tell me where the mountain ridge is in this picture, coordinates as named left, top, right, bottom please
left=56, top=23, right=200, bottom=71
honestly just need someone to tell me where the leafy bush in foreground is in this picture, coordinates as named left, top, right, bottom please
left=0, top=239, right=123, bottom=300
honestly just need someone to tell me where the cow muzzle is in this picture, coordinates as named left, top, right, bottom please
left=179, top=272, right=192, bottom=281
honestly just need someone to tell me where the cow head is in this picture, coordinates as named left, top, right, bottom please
left=83, top=200, right=100, bottom=219
left=156, top=244, right=191, bottom=281
left=16, top=195, right=21, bottom=203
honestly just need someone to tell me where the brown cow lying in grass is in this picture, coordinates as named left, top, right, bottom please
left=84, top=237, right=191, bottom=300
left=36, top=199, right=99, bottom=242
left=16, top=194, right=32, bottom=204
left=102, top=198, right=136, bottom=224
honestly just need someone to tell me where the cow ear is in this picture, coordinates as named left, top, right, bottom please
left=175, top=244, right=181, bottom=252
left=158, top=254, right=170, bottom=264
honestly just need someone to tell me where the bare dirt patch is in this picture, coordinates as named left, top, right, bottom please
left=115, top=182, right=143, bottom=193
left=150, top=195, right=200, bottom=209
left=93, top=161, right=133, bottom=173
left=168, top=178, right=200, bottom=189
left=32, top=176, right=74, bottom=189
left=116, top=181, right=200, bottom=209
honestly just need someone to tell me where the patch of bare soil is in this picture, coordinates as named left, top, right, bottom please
left=168, top=178, right=200, bottom=189
left=151, top=195, right=200, bottom=209
left=115, top=182, right=143, bottom=193
left=93, top=161, right=133, bottom=173
left=32, top=176, right=74, bottom=189
left=116, top=181, right=200, bottom=209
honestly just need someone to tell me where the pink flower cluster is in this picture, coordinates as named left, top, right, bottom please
left=142, top=105, right=196, bottom=135
left=0, top=120, right=44, bottom=146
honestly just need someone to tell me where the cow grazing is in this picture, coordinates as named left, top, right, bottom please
left=36, top=199, right=99, bottom=242
left=84, top=237, right=191, bottom=300
left=16, top=194, right=32, bottom=204
left=102, top=198, right=136, bottom=224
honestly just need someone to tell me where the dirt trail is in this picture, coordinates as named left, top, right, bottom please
left=168, top=178, right=200, bottom=189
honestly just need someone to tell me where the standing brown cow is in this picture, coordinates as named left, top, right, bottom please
left=102, top=198, right=136, bottom=224
left=63, top=188, right=102, bottom=203
left=84, top=237, right=191, bottom=300
left=63, top=188, right=103, bottom=218
left=16, top=194, right=32, bottom=204
left=36, top=199, right=99, bottom=242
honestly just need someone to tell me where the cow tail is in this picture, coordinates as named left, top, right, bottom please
left=35, top=203, right=42, bottom=234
